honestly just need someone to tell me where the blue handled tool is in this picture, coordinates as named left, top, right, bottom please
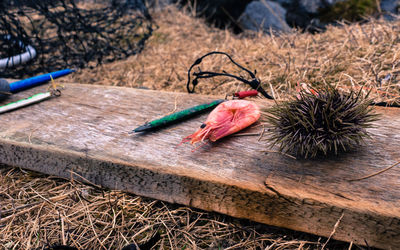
left=0, top=68, right=74, bottom=100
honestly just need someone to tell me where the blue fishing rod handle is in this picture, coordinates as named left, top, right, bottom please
left=9, top=68, right=74, bottom=93
left=0, top=78, right=11, bottom=100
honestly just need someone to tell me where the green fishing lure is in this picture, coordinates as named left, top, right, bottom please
left=131, top=99, right=225, bottom=133
left=0, top=92, right=53, bottom=114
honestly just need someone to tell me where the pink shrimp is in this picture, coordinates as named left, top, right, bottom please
left=182, top=100, right=260, bottom=145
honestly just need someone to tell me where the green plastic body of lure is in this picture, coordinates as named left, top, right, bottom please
left=0, top=92, right=53, bottom=114
left=132, top=99, right=225, bottom=133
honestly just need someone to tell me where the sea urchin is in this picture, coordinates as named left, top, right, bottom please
left=264, top=86, right=378, bottom=158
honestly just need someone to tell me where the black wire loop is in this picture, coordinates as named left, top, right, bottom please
left=186, top=51, right=274, bottom=99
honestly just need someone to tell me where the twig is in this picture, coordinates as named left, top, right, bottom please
left=68, top=170, right=102, bottom=189
left=321, top=212, right=345, bottom=250
left=348, top=241, right=353, bottom=250
left=78, top=193, right=107, bottom=250
left=26, top=202, right=45, bottom=249
left=258, top=125, right=265, bottom=141
left=30, top=187, right=70, bottom=209
left=0, top=201, right=41, bottom=214
left=60, top=212, right=66, bottom=246
left=28, top=128, right=38, bottom=144
left=164, top=95, right=179, bottom=116
left=260, top=149, right=297, bottom=160
left=232, top=132, right=261, bottom=137
left=348, top=160, right=400, bottom=182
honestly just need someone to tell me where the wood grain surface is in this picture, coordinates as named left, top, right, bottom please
left=0, top=83, right=399, bottom=249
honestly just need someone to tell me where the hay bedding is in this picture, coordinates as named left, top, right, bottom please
left=61, top=5, right=400, bottom=104
left=0, top=166, right=349, bottom=249
left=1, top=4, right=400, bottom=249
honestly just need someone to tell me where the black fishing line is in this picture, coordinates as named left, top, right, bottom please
left=186, top=51, right=274, bottom=99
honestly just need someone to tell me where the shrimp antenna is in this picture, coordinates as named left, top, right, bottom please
left=186, top=51, right=274, bottom=99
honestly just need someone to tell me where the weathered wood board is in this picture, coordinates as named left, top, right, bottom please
left=0, top=83, right=399, bottom=249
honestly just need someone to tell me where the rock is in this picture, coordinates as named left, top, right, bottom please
left=299, top=0, right=344, bottom=14
left=125, top=0, right=147, bottom=10
left=179, top=0, right=252, bottom=32
left=273, top=0, right=293, bottom=5
left=380, top=0, right=399, bottom=20
left=238, top=0, right=291, bottom=33
left=299, top=0, right=322, bottom=14
left=284, top=0, right=314, bottom=29
left=147, top=0, right=174, bottom=10
left=380, top=0, right=399, bottom=14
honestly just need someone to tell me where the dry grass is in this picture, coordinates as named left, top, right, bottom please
left=61, top=5, right=400, bottom=103
left=0, top=166, right=349, bottom=249
left=2, top=5, right=399, bottom=249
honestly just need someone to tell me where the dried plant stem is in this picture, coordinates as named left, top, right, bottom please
left=232, top=132, right=261, bottom=137
left=321, top=212, right=345, bottom=250
left=260, top=150, right=297, bottom=160
left=348, top=160, right=400, bottom=181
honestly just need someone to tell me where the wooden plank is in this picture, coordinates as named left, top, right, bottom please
left=0, top=83, right=399, bottom=248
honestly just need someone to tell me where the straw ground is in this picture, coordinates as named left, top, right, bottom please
left=1, top=166, right=351, bottom=249
left=62, top=5, right=400, bottom=103
left=2, top=4, right=400, bottom=249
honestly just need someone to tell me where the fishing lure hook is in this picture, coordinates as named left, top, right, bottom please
left=186, top=51, right=274, bottom=99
